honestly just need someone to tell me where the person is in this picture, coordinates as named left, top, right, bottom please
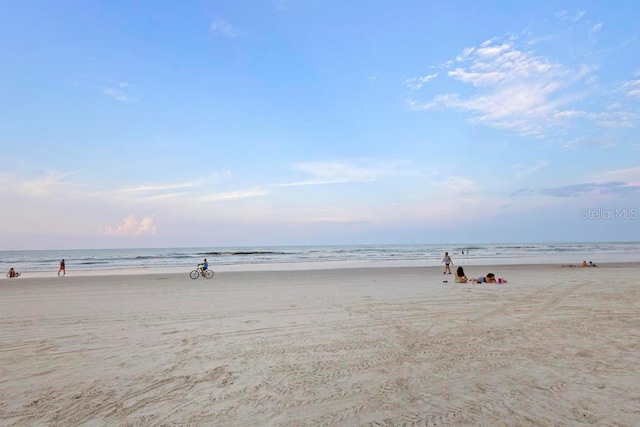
left=58, top=259, right=66, bottom=276
left=6, top=268, right=20, bottom=278
left=198, top=258, right=209, bottom=276
left=454, top=266, right=468, bottom=283
left=561, top=261, right=592, bottom=268
left=442, top=252, right=453, bottom=274
left=471, top=273, right=496, bottom=284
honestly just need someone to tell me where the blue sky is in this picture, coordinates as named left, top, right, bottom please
left=1, top=0, right=639, bottom=250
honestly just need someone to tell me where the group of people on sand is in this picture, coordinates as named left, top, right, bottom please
left=562, top=260, right=597, bottom=268
left=5, top=259, right=66, bottom=279
left=6, top=267, right=21, bottom=278
left=442, top=252, right=506, bottom=284
left=453, top=267, right=505, bottom=285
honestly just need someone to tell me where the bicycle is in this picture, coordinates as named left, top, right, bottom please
left=189, top=266, right=214, bottom=279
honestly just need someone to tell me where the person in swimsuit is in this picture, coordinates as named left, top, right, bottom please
left=454, top=266, right=468, bottom=283
left=472, top=273, right=496, bottom=284
left=58, top=259, right=66, bottom=276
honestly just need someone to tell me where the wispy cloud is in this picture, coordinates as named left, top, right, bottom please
left=406, top=14, right=639, bottom=143
left=409, top=37, right=573, bottom=136
left=0, top=170, right=262, bottom=206
left=9, top=170, right=89, bottom=199
left=621, top=79, right=640, bottom=99
left=592, top=166, right=640, bottom=185
left=510, top=165, right=640, bottom=198
left=540, top=182, right=640, bottom=197
left=405, top=72, right=438, bottom=90
left=556, top=9, right=587, bottom=22
left=102, top=81, right=133, bottom=102
left=431, top=175, right=475, bottom=194
left=278, top=161, right=415, bottom=187
left=118, top=179, right=209, bottom=195
left=198, top=189, right=270, bottom=202
left=210, top=19, right=248, bottom=38
left=291, top=162, right=377, bottom=185
left=589, top=22, right=603, bottom=37
left=512, top=160, right=549, bottom=176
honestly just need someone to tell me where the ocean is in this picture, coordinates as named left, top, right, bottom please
left=1, top=242, right=638, bottom=274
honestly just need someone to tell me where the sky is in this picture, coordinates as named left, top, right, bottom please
left=1, top=0, right=639, bottom=250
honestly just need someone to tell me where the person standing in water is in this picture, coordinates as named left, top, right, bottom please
left=442, top=252, right=453, bottom=274
left=58, top=259, right=66, bottom=276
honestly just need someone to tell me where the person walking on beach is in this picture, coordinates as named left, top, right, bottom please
left=58, top=259, right=66, bottom=276
left=442, top=252, right=453, bottom=274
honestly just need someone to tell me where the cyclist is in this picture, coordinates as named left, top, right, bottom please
left=198, top=258, right=209, bottom=276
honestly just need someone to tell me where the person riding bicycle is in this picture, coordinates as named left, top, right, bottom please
left=198, top=258, right=209, bottom=276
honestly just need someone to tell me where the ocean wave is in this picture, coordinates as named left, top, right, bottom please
left=200, top=251, right=291, bottom=256
left=2, top=242, right=638, bottom=272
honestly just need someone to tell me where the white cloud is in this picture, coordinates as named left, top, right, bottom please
left=431, top=175, right=475, bottom=193
left=405, top=72, right=438, bottom=90
left=284, top=162, right=379, bottom=186
left=589, top=23, right=602, bottom=37
left=102, top=214, right=157, bottom=236
left=512, top=161, right=549, bottom=176
left=9, top=171, right=89, bottom=199
left=407, top=18, right=639, bottom=141
left=198, top=189, right=270, bottom=202
left=622, top=79, right=640, bottom=98
left=476, top=42, right=512, bottom=58
left=210, top=19, right=247, bottom=38
left=556, top=10, right=586, bottom=22
left=118, top=179, right=208, bottom=196
left=410, top=39, right=571, bottom=135
left=103, top=88, right=128, bottom=101
left=102, top=81, right=133, bottom=102
left=280, top=161, right=418, bottom=187
left=592, top=166, right=640, bottom=186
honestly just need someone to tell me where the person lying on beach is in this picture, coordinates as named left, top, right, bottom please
left=562, top=260, right=596, bottom=268
left=454, top=266, right=468, bottom=283
left=471, top=273, right=496, bottom=284
left=6, top=268, right=21, bottom=278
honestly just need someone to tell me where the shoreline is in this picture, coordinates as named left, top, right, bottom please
left=4, top=259, right=640, bottom=280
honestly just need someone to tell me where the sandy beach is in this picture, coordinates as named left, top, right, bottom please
left=1, top=263, right=639, bottom=426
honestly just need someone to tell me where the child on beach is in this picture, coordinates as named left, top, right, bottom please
left=442, top=252, right=453, bottom=274
left=454, top=266, right=468, bottom=283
